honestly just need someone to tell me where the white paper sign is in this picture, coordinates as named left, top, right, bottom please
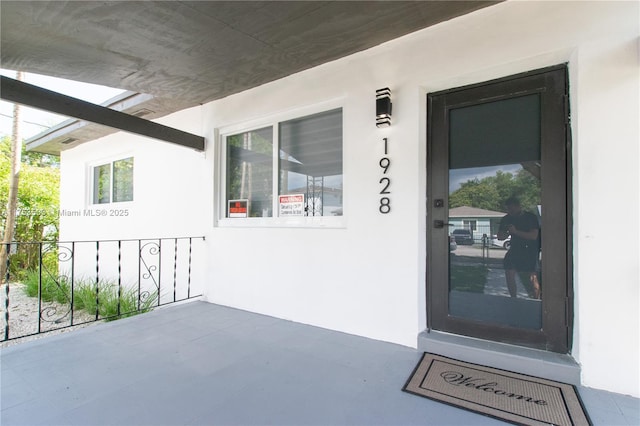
left=279, top=194, right=305, bottom=217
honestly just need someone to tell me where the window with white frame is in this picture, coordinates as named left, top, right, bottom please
left=224, top=108, right=343, bottom=218
left=92, top=157, right=134, bottom=204
left=226, top=127, right=273, bottom=217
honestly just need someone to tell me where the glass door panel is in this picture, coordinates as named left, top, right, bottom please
left=447, top=94, right=542, bottom=330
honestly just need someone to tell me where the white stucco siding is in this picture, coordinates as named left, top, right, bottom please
left=59, top=105, right=209, bottom=241
left=206, top=226, right=419, bottom=343
left=572, top=34, right=639, bottom=397
left=58, top=106, right=210, bottom=294
left=59, top=1, right=639, bottom=396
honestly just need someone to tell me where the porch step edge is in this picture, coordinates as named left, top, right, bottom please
left=418, top=330, right=581, bottom=385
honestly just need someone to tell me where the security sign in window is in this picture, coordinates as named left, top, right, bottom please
left=279, top=194, right=305, bottom=217
left=228, top=199, right=249, bottom=218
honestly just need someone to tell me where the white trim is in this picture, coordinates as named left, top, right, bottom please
left=217, top=97, right=345, bottom=136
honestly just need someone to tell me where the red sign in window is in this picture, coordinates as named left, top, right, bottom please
left=279, top=194, right=305, bottom=216
left=228, top=199, right=248, bottom=218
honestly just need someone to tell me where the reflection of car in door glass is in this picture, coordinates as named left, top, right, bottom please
left=449, top=235, right=457, bottom=251
left=452, top=229, right=473, bottom=245
left=491, top=234, right=511, bottom=249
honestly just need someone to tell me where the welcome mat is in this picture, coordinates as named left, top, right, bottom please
left=403, top=353, right=591, bottom=426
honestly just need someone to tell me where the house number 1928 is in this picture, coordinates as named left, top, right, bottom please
left=379, top=137, right=391, bottom=214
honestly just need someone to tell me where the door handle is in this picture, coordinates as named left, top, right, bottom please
left=433, top=220, right=453, bottom=229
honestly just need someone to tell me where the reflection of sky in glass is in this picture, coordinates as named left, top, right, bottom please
left=449, top=164, right=521, bottom=193
left=280, top=150, right=302, bottom=163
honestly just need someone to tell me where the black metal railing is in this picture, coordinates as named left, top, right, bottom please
left=1, top=236, right=205, bottom=342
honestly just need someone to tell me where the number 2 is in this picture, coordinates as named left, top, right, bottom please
left=379, top=177, right=391, bottom=194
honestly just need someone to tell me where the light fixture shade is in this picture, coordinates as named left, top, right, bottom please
left=376, top=88, right=392, bottom=127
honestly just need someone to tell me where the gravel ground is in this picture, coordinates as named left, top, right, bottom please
left=0, top=283, right=99, bottom=349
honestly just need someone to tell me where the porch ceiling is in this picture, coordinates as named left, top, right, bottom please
left=1, top=1, right=500, bottom=153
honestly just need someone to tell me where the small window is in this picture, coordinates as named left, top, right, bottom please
left=92, top=157, right=134, bottom=204
left=463, top=220, right=477, bottom=231
left=224, top=108, right=343, bottom=219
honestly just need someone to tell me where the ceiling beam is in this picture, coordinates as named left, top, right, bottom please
left=0, top=76, right=205, bottom=151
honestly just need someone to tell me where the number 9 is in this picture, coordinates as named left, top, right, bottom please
left=379, top=157, right=390, bottom=174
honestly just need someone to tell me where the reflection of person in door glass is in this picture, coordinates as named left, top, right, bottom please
left=497, top=197, right=541, bottom=299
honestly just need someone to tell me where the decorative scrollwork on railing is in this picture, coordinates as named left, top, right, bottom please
left=38, top=241, right=74, bottom=325
left=139, top=290, right=159, bottom=307
left=140, top=241, right=161, bottom=291
left=142, top=265, right=157, bottom=281
left=143, top=242, right=160, bottom=257
left=40, top=303, right=71, bottom=324
left=56, top=245, right=74, bottom=263
left=38, top=272, right=73, bottom=324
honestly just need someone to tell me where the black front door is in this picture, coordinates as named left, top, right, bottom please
left=427, top=65, right=571, bottom=353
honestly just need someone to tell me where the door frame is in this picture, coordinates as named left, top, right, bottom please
left=426, top=64, right=572, bottom=353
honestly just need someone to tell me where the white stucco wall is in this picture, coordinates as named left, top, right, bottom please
left=59, top=106, right=209, bottom=294
left=59, top=1, right=639, bottom=396
left=59, top=105, right=209, bottom=241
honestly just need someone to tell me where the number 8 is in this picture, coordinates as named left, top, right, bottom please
left=379, top=197, right=391, bottom=214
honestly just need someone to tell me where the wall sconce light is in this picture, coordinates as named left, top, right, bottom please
left=376, top=88, right=392, bottom=128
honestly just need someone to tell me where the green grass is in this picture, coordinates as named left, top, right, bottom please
left=23, top=269, right=71, bottom=304
left=22, top=269, right=157, bottom=321
left=450, top=264, right=488, bottom=293
left=74, top=283, right=157, bottom=320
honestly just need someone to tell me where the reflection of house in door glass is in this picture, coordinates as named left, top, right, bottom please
left=446, top=93, right=543, bottom=331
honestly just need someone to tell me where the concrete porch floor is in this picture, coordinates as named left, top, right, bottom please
left=1, top=301, right=638, bottom=425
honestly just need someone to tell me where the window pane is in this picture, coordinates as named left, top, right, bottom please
left=112, top=157, right=134, bottom=202
left=448, top=94, right=542, bottom=330
left=93, top=164, right=111, bottom=204
left=449, top=94, right=540, bottom=169
left=279, top=108, right=343, bottom=216
left=226, top=127, right=273, bottom=217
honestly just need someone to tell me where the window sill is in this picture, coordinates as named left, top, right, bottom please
left=217, top=215, right=346, bottom=229
left=88, top=199, right=135, bottom=207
